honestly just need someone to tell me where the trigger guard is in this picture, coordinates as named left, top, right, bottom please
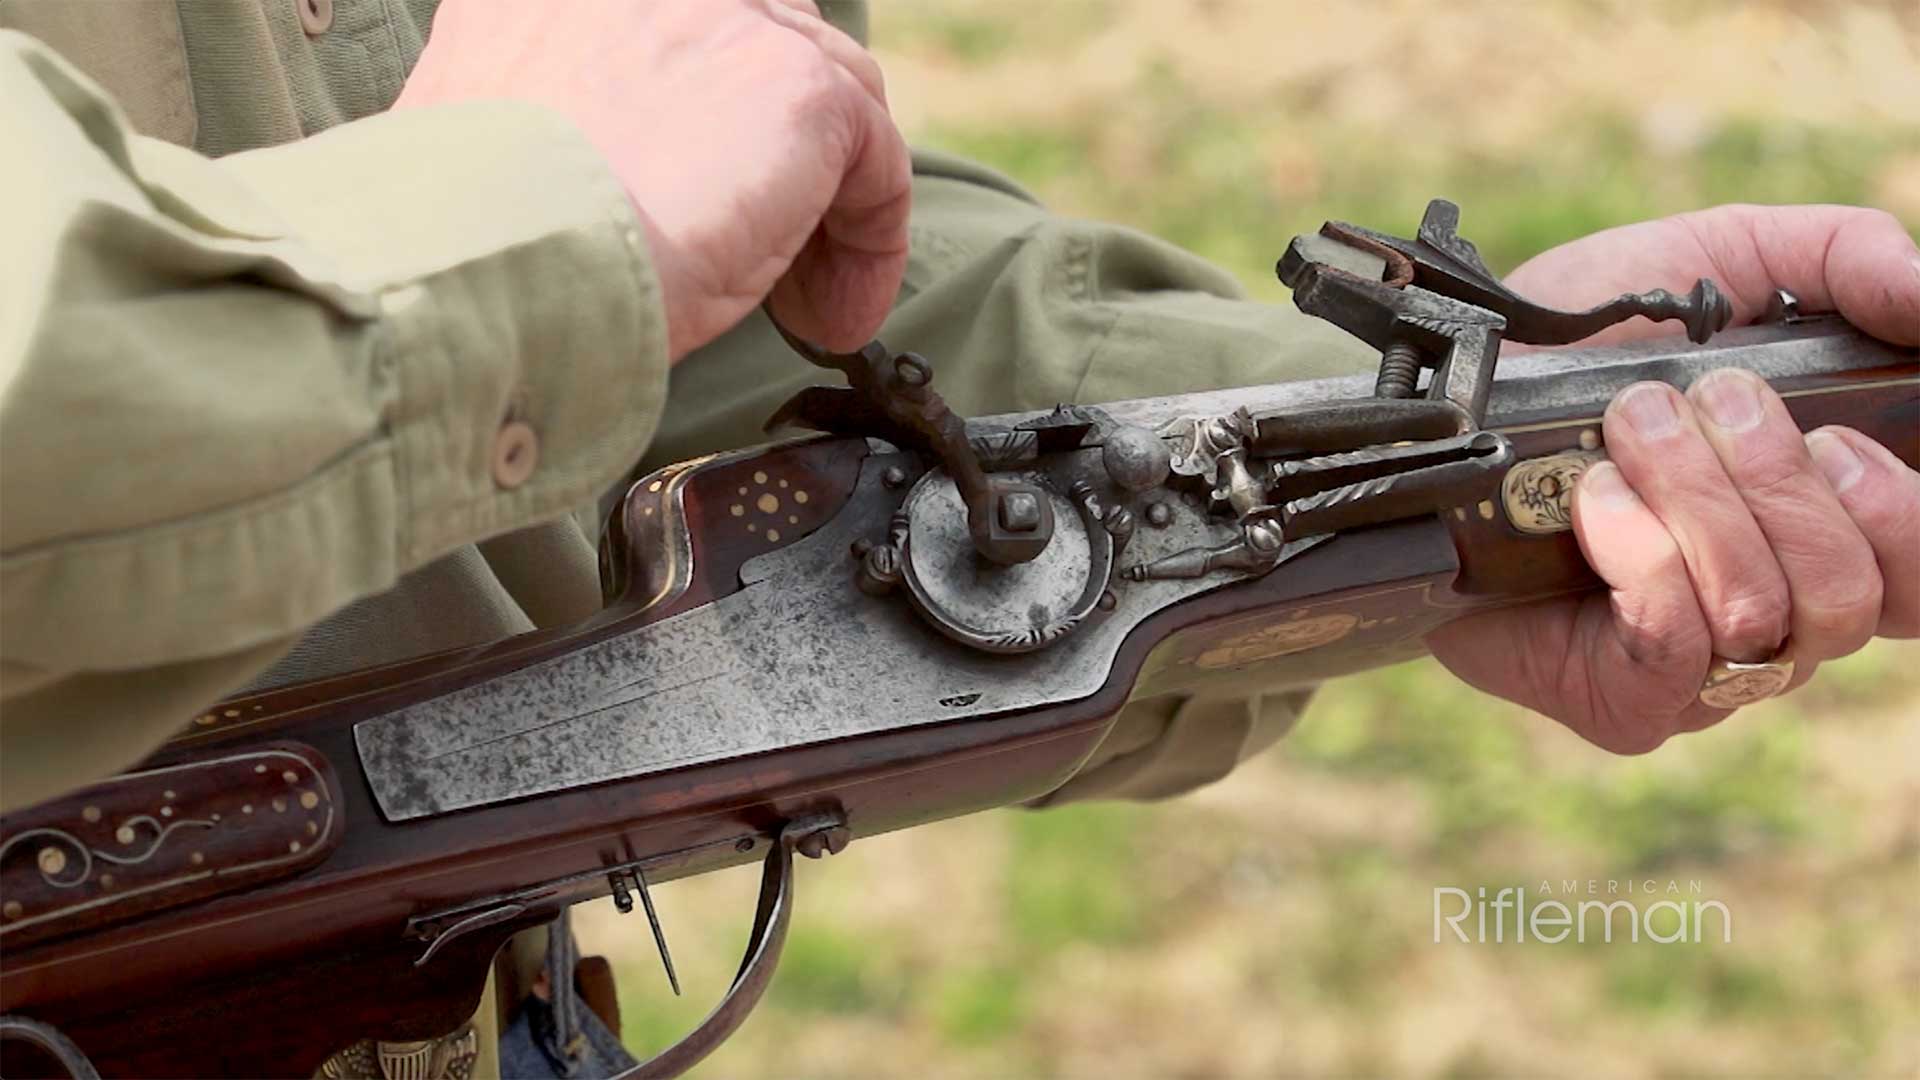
left=621, top=815, right=838, bottom=1080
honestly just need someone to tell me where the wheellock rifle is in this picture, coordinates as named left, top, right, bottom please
left=2, top=201, right=1915, bottom=1078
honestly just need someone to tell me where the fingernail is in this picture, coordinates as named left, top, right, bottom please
left=1806, top=430, right=1865, bottom=493
left=1580, top=461, right=1638, bottom=508
left=1618, top=384, right=1679, bottom=439
left=1693, top=370, right=1763, bottom=433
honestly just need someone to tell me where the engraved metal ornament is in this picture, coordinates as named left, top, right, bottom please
left=1190, top=613, right=1361, bottom=669
left=376, top=1040, right=436, bottom=1080
left=1160, top=412, right=1249, bottom=487
left=1501, top=449, right=1606, bottom=534
left=315, top=1028, right=477, bottom=1080
left=1699, top=651, right=1796, bottom=709
left=316, top=1038, right=379, bottom=1079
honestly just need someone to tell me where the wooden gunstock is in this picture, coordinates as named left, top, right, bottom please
left=1, top=322, right=1914, bottom=1078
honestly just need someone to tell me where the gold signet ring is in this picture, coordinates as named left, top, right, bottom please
left=1699, top=641, right=1795, bottom=709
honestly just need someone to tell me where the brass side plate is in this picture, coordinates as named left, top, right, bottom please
left=1502, top=449, right=1605, bottom=534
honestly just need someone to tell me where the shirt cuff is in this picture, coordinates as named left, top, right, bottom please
left=215, top=98, right=670, bottom=568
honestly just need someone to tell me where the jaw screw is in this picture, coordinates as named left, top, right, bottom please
left=1375, top=342, right=1423, bottom=399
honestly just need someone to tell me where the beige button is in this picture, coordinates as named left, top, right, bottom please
left=297, top=0, right=333, bottom=35
left=492, top=421, right=540, bottom=489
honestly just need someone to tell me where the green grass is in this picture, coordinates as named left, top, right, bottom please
left=1602, top=945, right=1796, bottom=1020
left=930, top=966, right=1027, bottom=1046
left=1783, top=639, right=1920, bottom=712
left=613, top=960, right=716, bottom=1058
left=1541, top=724, right=1810, bottom=870
left=1005, top=801, right=1150, bottom=953
left=921, top=108, right=1920, bottom=299
left=885, top=0, right=1113, bottom=62
left=1299, top=844, right=1416, bottom=1009
left=767, top=924, right=905, bottom=1016
left=927, top=126, right=1091, bottom=191
left=1285, top=659, right=1539, bottom=854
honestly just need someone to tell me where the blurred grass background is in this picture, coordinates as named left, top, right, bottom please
left=579, top=2, right=1920, bottom=1076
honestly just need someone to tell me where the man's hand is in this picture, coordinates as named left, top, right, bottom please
left=1429, top=205, right=1920, bottom=753
left=396, top=0, right=911, bottom=360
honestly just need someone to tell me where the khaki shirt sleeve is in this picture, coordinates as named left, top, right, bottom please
left=0, top=32, right=668, bottom=808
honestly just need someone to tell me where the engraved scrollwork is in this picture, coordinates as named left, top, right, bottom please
left=1501, top=450, right=1605, bottom=534
left=93, top=816, right=218, bottom=867
left=0, top=830, right=91, bottom=889
left=1700, top=668, right=1792, bottom=709
left=984, top=613, right=1086, bottom=653
left=1191, top=613, right=1362, bottom=670
left=0, top=816, right=216, bottom=890
left=1159, top=409, right=1253, bottom=488
left=315, top=1027, right=478, bottom=1080
left=1402, top=311, right=1503, bottom=337
left=968, top=428, right=1039, bottom=469
left=1, top=747, right=339, bottom=942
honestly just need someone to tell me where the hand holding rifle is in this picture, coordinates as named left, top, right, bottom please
left=1432, top=205, right=1920, bottom=751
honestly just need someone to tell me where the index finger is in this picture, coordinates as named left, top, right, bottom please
left=1506, top=204, right=1920, bottom=347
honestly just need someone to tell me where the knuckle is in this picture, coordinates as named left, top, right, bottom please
left=785, top=60, right=861, bottom=143
left=1614, top=617, right=1684, bottom=670
left=1816, top=559, right=1884, bottom=616
left=789, top=46, right=840, bottom=100
left=1855, top=206, right=1903, bottom=235
left=1721, top=439, right=1807, bottom=501
left=1795, top=572, right=1884, bottom=655
left=862, top=58, right=889, bottom=104
left=1712, top=588, right=1781, bottom=657
left=1858, top=469, right=1920, bottom=534
left=1610, top=593, right=1709, bottom=672
left=1707, top=587, right=1790, bottom=655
